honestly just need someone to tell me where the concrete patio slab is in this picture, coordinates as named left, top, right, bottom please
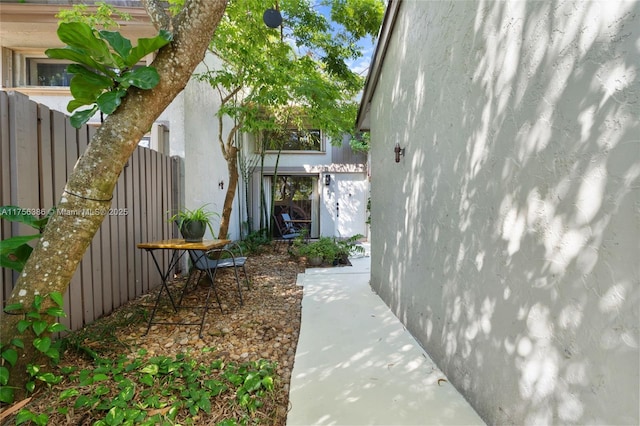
left=287, top=253, right=485, bottom=425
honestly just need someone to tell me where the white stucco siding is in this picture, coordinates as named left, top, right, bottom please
left=182, top=56, right=239, bottom=239
left=369, top=1, right=639, bottom=425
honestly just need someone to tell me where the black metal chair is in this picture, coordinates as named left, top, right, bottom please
left=184, top=242, right=249, bottom=307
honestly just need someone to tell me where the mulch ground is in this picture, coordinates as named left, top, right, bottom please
left=2, top=244, right=307, bottom=425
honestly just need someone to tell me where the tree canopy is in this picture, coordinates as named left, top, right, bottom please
left=196, top=0, right=384, bottom=237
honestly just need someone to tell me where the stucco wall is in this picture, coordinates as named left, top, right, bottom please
left=369, top=1, right=639, bottom=424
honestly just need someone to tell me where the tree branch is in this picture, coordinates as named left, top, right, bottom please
left=141, top=0, right=171, bottom=31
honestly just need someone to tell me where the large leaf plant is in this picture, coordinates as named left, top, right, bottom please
left=45, top=22, right=172, bottom=128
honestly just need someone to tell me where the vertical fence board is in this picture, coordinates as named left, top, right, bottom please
left=0, top=91, right=11, bottom=301
left=77, top=127, right=95, bottom=325
left=64, top=120, right=84, bottom=331
left=1, top=93, right=176, bottom=331
left=124, top=156, right=136, bottom=301
left=49, top=110, right=71, bottom=330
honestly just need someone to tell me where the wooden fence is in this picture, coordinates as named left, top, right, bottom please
left=0, top=90, right=179, bottom=332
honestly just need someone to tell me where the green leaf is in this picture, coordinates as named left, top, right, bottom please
left=56, top=22, right=118, bottom=68
left=50, top=292, right=64, bottom=308
left=197, top=395, right=211, bottom=414
left=3, top=303, right=23, bottom=312
left=69, top=74, right=109, bottom=107
left=96, top=89, right=125, bottom=115
left=15, top=409, right=34, bottom=425
left=45, top=307, right=66, bottom=317
left=17, top=320, right=30, bottom=334
left=125, top=30, right=172, bottom=67
left=31, top=320, right=48, bottom=337
left=59, top=388, right=80, bottom=400
left=36, top=372, right=60, bottom=385
left=66, top=98, right=95, bottom=113
left=70, top=106, right=99, bottom=128
left=67, top=64, right=113, bottom=88
left=141, top=364, right=159, bottom=375
left=261, top=375, right=274, bottom=390
left=93, top=373, right=109, bottom=382
left=11, top=338, right=24, bottom=349
left=25, top=381, right=35, bottom=393
left=139, top=374, right=154, bottom=386
left=118, top=383, right=135, bottom=401
left=99, top=30, right=132, bottom=60
left=105, top=406, right=125, bottom=425
left=0, top=385, right=14, bottom=404
left=45, top=47, right=107, bottom=76
left=2, top=348, right=18, bottom=367
left=0, top=366, right=9, bottom=385
left=49, top=322, right=69, bottom=333
left=45, top=347, right=60, bottom=362
left=33, top=336, right=52, bottom=353
left=118, top=67, right=159, bottom=90
left=0, top=235, right=40, bottom=254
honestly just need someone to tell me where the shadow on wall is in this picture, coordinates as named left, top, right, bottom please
left=371, top=0, right=639, bottom=424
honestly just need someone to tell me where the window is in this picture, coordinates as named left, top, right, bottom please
left=26, top=58, right=73, bottom=87
left=263, top=128, right=323, bottom=152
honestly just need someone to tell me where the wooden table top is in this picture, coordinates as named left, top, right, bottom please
left=137, top=238, right=230, bottom=250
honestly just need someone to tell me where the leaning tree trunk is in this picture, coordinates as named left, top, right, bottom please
left=218, top=146, right=239, bottom=239
left=0, top=0, right=227, bottom=398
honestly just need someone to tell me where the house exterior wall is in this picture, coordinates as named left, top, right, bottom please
left=250, top=134, right=368, bottom=239
left=368, top=1, right=639, bottom=424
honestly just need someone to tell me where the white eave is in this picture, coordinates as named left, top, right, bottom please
left=356, top=0, right=402, bottom=132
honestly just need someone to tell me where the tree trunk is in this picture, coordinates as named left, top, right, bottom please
left=0, top=0, right=228, bottom=399
left=218, top=146, right=238, bottom=239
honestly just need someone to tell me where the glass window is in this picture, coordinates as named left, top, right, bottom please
left=263, top=128, right=322, bottom=151
left=26, top=58, right=73, bottom=87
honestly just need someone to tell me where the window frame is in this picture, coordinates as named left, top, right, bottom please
left=260, top=127, right=326, bottom=154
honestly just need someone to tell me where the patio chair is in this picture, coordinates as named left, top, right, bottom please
left=273, top=213, right=301, bottom=247
left=184, top=241, right=250, bottom=307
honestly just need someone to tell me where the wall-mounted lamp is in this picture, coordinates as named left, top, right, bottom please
left=394, top=143, right=405, bottom=163
left=324, top=174, right=331, bottom=186
left=218, top=180, right=224, bottom=190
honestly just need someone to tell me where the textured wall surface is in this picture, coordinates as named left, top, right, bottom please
left=369, top=1, right=639, bottom=424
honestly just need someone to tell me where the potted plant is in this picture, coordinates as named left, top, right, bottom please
left=169, top=205, right=218, bottom=242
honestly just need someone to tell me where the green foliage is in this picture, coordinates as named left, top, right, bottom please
left=198, top=0, right=385, bottom=143
left=7, top=347, right=277, bottom=425
left=350, top=131, right=370, bottom=153
left=0, top=206, right=54, bottom=272
left=0, top=292, right=69, bottom=410
left=236, top=229, right=271, bottom=254
left=45, top=22, right=172, bottom=128
left=55, top=1, right=132, bottom=30
left=293, top=234, right=364, bottom=264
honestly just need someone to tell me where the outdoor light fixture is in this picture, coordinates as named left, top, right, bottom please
left=324, top=174, right=331, bottom=186
left=263, top=8, right=282, bottom=28
left=394, top=143, right=405, bottom=163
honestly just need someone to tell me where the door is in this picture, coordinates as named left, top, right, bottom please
left=272, top=175, right=318, bottom=238
left=335, top=174, right=367, bottom=238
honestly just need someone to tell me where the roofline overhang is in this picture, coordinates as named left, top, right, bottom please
left=0, top=3, right=152, bottom=25
left=355, top=0, right=402, bottom=132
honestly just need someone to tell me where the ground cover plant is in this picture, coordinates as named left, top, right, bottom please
left=0, top=245, right=304, bottom=425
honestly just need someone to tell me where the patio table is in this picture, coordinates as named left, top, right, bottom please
left=137, top=238, right=230, bottom=338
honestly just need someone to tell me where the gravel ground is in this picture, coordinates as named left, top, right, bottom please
left=5, top=245, right=306, bottom=425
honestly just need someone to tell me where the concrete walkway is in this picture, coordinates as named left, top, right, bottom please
left=286, top=250, right=486, bottom=426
